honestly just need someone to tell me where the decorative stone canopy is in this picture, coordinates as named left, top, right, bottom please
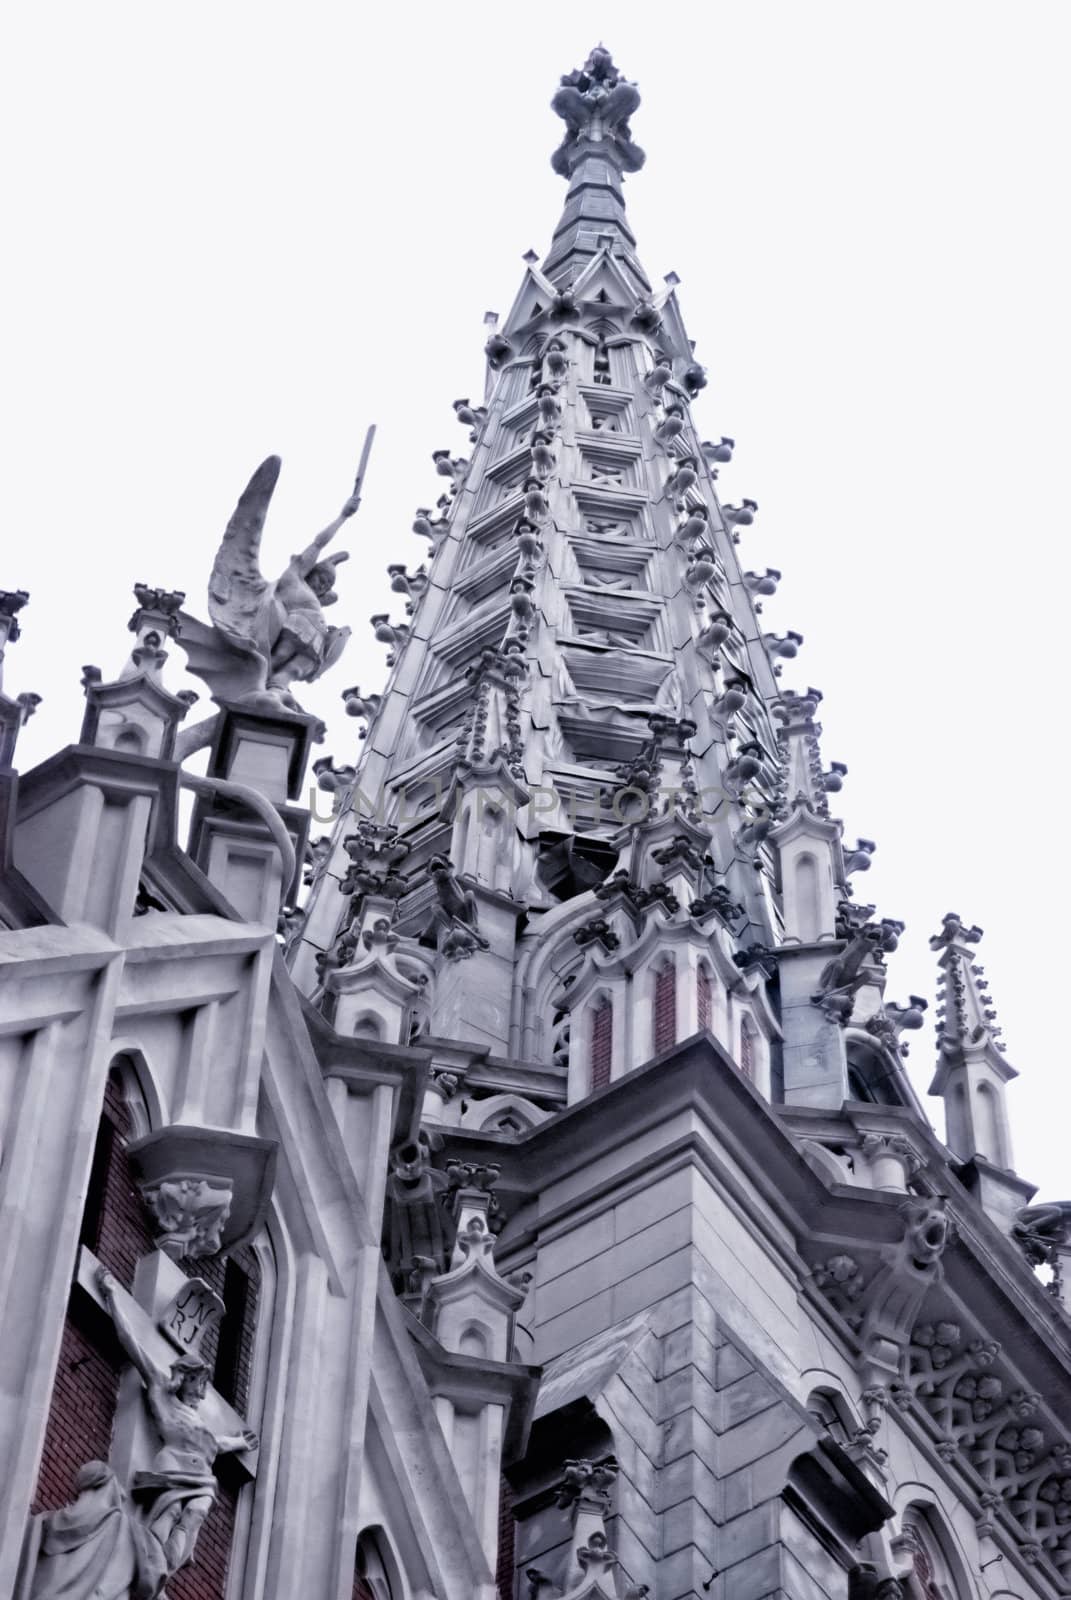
left=127, top=1124, right=277, bottom=1260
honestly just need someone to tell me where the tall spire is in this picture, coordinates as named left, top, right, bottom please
left=544, top=47, right=649, bottom=290
left=293, top=44, right=909, bottom=1135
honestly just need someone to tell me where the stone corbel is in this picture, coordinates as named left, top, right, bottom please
left=127, top=1124, right=277, bottom=1262
left=856, top=1200, right=953, bottom=1387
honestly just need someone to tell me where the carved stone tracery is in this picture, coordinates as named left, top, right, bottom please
left=900, top=1317, right=1071, bottom=1579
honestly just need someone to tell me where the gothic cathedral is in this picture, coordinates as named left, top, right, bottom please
left=2, top=46, right=1068, bottom=1600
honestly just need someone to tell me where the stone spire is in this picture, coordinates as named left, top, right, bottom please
left=929, top=913, right=1016, bottom=1163
left=928, top=913, right=1029, bottom=1232
left=291, top=45, right=908, bottom=1131
left=544, top=46, right=649, bottom=292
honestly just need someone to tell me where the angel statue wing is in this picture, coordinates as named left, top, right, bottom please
left=175, top=456, right=281, bottom=706
left=208, top=455, right=280, bottom=658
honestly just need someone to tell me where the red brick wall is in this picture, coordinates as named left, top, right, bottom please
left=495, top=1475, right=515, bottom=1600
left=168, top=1477, right=238, bottom=1600
left=32, top=1311, right=121, bottom=1513
left=653, top=963, right=677, bottom=1054
left=590, top=997, right=613, bottom=1092
left=34, top=1066, right=151, bottom=1512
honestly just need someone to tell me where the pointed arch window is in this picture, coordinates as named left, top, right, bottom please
left=590, top=995, right=613, bottom=1092
left=35, top=1063, right=155, bottom=1517
left=899, top=1508, right=965, bottom=1599
left=653, top=960, right=677, bottom=1054
left=354, top=1529, right=399, bottom=1600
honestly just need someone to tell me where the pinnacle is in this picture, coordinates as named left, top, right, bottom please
left=544, top=48, right=647, bottom=289
left=550, top=48, right=645, bottom=180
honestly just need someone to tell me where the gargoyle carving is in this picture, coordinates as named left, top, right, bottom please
left=386, top=1131, right=450, bottom=1285
left=427, top=855, right=490, bottom=961
left=812, top=918, right=898, bottom=1025
left=1013, top=1202, right=1071, bottom=1287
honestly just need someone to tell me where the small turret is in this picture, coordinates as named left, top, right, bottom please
left=929, top=913, right=1032, bottom=1232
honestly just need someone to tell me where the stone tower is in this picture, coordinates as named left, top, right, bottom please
left=4, top=43, right=1071, bottom=1600
left=287, top=45, right=1071, bottom=1600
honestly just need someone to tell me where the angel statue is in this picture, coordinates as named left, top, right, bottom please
left=177, top=429, right=374, bottom=714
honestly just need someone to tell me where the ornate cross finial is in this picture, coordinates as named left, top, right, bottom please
left=550, top=47, right=645, bottom=178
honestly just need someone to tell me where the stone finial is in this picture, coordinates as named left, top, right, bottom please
left=555, top=1456, right=619, bottom=1512
left=550, top=48, right=645, bottom=178
left=340, top=819, right=410, bottom=903
left=123, top=583, right=186, bottom=685
left=930, top=911, right=983, bottom=950
left=0, top=591, right=40, bottom=767
left=130, top=584, right=185, bottom=633
left=0, top=589, right=30, bottom=673
left=931, top=914, right=1007, bottom=1057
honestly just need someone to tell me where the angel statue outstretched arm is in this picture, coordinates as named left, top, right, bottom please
left=291, top=481, right=365, bottom=580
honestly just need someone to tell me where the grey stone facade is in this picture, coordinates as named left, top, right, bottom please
left=1, top=42, right=1068, bottom=1600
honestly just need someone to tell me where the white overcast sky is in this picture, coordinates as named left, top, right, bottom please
left=3, top=4, right=1069, bottom=1197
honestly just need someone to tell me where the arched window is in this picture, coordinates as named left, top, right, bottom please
left=899, top=1507, right=966, bottom=1600
left=653, top=961, right=677, bottom=1054
left=590, top=995, right=613, bottom=1091
left=477, top=803, right=504, bottom=888
left=113, top=724, right=147, bottom=754
left=354, top=1529, right=400, bottom=1600
left=846, top=1039, right=908, bottom=1107
left=975, top=1081, right=1006, bottom=1167
left=806, top=1387, right=855, bottom=1448
left=794, top=852, right=820, bottom=942
left=35, top=1062, right=155, bottom=1516
left=696, top=964, right=713, bottom=1034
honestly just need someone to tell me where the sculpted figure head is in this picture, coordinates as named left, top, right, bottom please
left=170, top=1354, right=210, bottom=1404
